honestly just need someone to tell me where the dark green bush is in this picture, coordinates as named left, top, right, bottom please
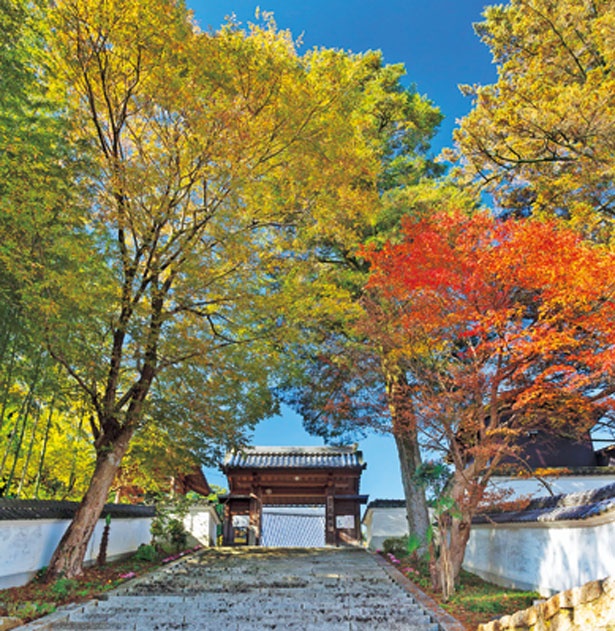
left=134, top=543, right=158, bottom=562
left=168, top=519, right=188, bottom=552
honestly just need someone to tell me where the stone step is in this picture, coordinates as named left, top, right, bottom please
left=20, top=549, right=453, bottom=631
left=54, top=616, right=439, bottom=631
left=66, top=604, right=433, bottom=624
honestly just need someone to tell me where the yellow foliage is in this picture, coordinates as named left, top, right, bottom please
left=452, top=0, right=615, bottom=225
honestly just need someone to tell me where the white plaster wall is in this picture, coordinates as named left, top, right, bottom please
left=0, top=517, right=152, bottom=589
left=0, top=519, right=68, bottom=589
left=463, top=516, right=615, bottom=596
left=489, top=475, right=615, bottom=500
left=87, top=516, right=152, bottom=562
left=183, top=506, right=219, bottom=546
left=363, top=507, right=408, bottom=550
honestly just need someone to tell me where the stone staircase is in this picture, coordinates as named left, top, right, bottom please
left=20, top=548, right=450, bottom=630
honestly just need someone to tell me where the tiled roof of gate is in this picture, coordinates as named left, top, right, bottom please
left=0, top=499, right=155, bottom=521
left=222, top=445, right=365, bottom=470
left=473, top=481, right=615, bottom=525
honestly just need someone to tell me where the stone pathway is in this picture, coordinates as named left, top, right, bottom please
left=20, top=548, right=457, bottom=630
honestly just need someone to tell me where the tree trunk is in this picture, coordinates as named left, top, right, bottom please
left=34, top=394, right=56, bottom=498
left=0, top=412, right=18, bottom=481
left=0, top=330, right=18, bottom=434
left=438, top=516, right=454, bottom=601
left=432, top=466, right=486, bottom=599
left=4, top=400, right=34, bottom=496
left=394, top=429, right=430, bottom=552
left=433, top=511, right=473, bottom=600
left=2, top=352, right=43, bottom=493
left=383, top=362, right=429, bottom=553
left=45, top=427, right=133, bottom=579
left=64, top=405, right=86, bottom=499
left=449, top=513, right=472, bottom=584
left=16, top=404, right=42, bottom=497
left=97, top=515, right=111, bottom=566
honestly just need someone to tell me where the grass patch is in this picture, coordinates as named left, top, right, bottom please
left=445, top=569, right=538, bottom=617
left=0, top=545, right=200, bottom=625
left=380, top=552, right=539, bottom=629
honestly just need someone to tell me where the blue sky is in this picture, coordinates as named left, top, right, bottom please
left=188, top=0, right=496, bottom=151
left=193, top=0, right=497, bottom=501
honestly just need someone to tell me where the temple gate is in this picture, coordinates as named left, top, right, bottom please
left=220, top=445, right=368, bottom=546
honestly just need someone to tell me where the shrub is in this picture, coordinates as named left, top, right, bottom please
left=150, top=494, right=194, bottom=551
left=50, top=577, right=78, bottom=599
left=382, top=536, right=408, bottom=557
left=8, top=601, right=55, bottom=620
left=167, top=518, right=188, bottom=552
left=134, top=543, right=158, bottom=562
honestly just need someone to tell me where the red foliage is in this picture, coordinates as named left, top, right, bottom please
left=361, top=210, right=615, bottom=467
left=361, top=210, right=615, bottom=597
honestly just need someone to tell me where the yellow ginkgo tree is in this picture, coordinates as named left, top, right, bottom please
left=37, top=0, right=415, bottom=578
left=451, top=0, right=615, bottom=225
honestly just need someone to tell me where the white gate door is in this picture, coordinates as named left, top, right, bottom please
left=261, top=506, right=326, bottom=547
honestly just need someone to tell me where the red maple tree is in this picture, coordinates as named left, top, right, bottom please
left=362, top=211, right=615, bottom=598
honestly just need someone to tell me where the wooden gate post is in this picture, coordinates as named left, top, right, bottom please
left=325, top=484, right=336, bottom=546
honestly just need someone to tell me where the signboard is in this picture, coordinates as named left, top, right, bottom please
left=335, top=515, right=355, bottom=529
left=232, top=514, right=249, bottom=544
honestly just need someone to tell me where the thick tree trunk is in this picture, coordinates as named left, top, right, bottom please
left=394, top=429, right=429, bottom=552
left=449, top=514, right=472, bottom=583
left=46, top=428, right=133, bottom=579
left=433, top=512, right=473, bottom=600
left=383, top=361, right=429, bottom=553
left=432, top=467, right=486, bottom=599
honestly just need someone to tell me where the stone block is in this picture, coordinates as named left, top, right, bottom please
left=510, top=604, right=539, bottom=627
left=480, top=577, right=615, bottom=631
left=548, top=608, right=575, bottom=631
left=578, top=579, right=604, bottom=604
left=572, top=602, right=602, bottom=629
left=542, top=594, right=562, bottom=620
left=602, top=576, right=615, bottom=597
left=556, top=580, right=603, bottom=608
